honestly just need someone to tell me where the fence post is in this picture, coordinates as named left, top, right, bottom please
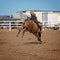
left=9, top=22, right=11, bottom=31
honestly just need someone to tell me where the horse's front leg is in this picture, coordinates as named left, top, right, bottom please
left=16, top=28, right=21, bottom=37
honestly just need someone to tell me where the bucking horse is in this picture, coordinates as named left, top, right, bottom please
left=17, top=18, right=42, bottom=44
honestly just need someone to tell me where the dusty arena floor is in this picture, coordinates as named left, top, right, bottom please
left=0, top=29, right=60, bottom=60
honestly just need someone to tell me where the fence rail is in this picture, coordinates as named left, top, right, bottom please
left=0, top=20, right=24, bottom=31
left=0, top=20, right=60, bottom=31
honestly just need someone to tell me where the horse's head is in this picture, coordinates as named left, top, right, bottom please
left=25, top=19, right=28, bottom=21
left=25, top=17, right=30, bottom=22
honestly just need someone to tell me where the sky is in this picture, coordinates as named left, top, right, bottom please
left=0, top=0, right=60, bottom=15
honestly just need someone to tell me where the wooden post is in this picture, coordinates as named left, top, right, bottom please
left=9, top=22, right=11, bottom=31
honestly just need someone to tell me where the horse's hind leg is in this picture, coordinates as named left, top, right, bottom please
left=37, top=32, right=42, bottom=44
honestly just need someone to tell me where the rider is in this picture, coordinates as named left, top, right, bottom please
left=30, top=10, right=42, bottom=31
left=30, top=10, right=37, bottom=22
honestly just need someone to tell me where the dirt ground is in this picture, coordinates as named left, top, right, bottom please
left=0, top=29, right=60, bottom=60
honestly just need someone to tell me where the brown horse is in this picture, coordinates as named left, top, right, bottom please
left=17, top=18, right=42, bottom=44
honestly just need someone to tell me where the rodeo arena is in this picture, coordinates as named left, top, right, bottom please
left=0, top=10, right=60, bottom=60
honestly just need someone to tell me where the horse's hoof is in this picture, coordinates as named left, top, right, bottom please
left=38, top=39, right=42, bottom=44
left=38, top=38, right=41, bottom=41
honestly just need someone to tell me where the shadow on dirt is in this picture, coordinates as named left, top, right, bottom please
left=23, top=41, right=41, bottom=45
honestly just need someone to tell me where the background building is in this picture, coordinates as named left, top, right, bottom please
left=9, top=10, right=60, bottom=29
